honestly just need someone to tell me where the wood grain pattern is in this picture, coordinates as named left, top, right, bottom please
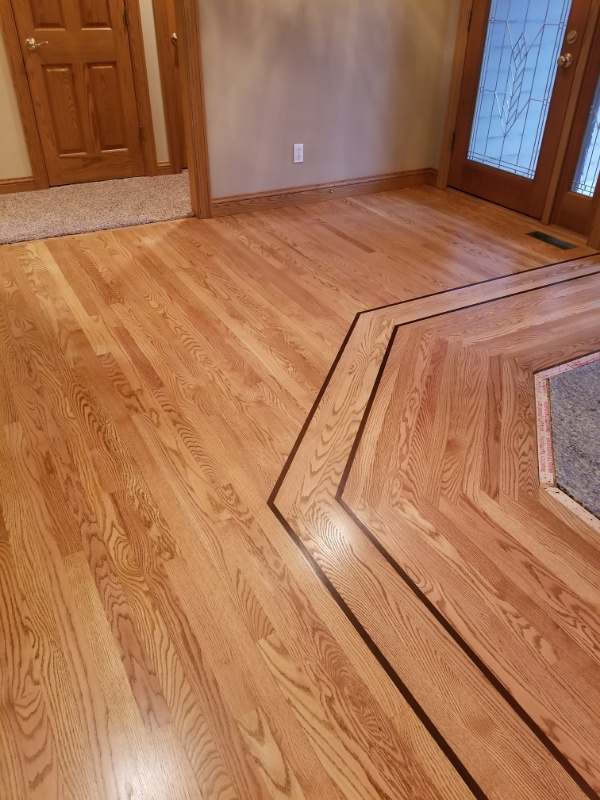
left=340, top=281, right=600, bottom=785
left=271, top=203, right=600, bottom=797
left=0, top=185, right=598, bottom=798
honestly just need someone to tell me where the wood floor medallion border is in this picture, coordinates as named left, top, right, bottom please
left=269, top=255, right=600, bottom=800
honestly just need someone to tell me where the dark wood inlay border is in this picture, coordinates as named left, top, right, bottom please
left=269, top=256, right=600, bottom=800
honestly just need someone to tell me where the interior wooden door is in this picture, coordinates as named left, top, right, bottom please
left=448, top=0, right=594, bottom=219
left=11, top=0, right=145, bottom=186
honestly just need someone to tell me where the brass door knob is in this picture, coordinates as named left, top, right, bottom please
left=171, top=32, right=178, bottom=44
left=557, top=52, right=573, bottom=68
left=26, top=37, right=49, bottom=51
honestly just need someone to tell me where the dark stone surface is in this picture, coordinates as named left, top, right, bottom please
left=549, top=360, right=600, bottom=519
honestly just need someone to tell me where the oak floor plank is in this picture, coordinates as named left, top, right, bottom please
left=237, top=708, right=308, bottom=800
left=64, top=551, right=200, bottom=800
left=0, top=527, right=57, bottom=800
left=0, top=426, right=111, bottom=800
left=165, top=556, right=348, bottom=800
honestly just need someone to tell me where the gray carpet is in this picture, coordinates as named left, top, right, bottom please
left=549, top=359, right=600, bottom=519
left=0, top=172, right=193, bottom=245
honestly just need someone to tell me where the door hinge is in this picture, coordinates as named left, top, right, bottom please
left=467, top=9, right=472, bottom=32
left=139, top=125, right=144, bottom=142
left=123, top=1, right=130, bottom=29
left=451, top=131, right=456, bottom=151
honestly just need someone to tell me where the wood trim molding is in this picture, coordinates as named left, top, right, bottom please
left=0, top=176, right=36, bottom=195
left=211, top=169, right=438, bottom=217
left=176, top=0, right=212, bottom=218
left=0, top=0, right=49, bottom=190
left=125, top=0, right=158, bottom=177
left=157, top=161, right=174, bottom=175
left=436, top=0, right=473, bottom=191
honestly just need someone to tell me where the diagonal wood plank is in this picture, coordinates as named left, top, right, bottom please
left=340, top=269, right=600, bottom=794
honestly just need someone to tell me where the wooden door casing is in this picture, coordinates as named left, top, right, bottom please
left=12, top=0, right=145, bottom=185
left=166, top=0, right=187, bottom=169
left=448, top=0, right=594, bottom=219
left=151, top=0, right=187, bottom=173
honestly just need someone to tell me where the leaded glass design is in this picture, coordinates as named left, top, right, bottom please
left=468, top=0, right=572, bottom=179
left=572, top=74, right=600, bottom=196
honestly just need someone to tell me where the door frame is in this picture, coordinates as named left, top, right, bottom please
left=438, top=0, right=600, bottom=247
left=151, top=0, right=184, bottom=174
left=0, top=0, right=212, bottom=211
left=123, top=0, right=159, bottom=176
left=174, top=0, right=211, bottom=218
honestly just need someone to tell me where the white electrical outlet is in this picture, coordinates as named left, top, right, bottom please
left=294, top=143, right=304, bottom=163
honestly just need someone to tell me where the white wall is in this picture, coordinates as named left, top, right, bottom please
left=199, top=0, right=462, bottom=198
left=0, top=35, right=33, bottom=180
left=0, top=3, right=170, bottom=181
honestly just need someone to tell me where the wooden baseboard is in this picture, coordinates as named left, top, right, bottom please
left=0, top=177, right=37, bottom=195
left=211, top=168, right=438, bottom=217
left=157, top=161, right=175, bottom=175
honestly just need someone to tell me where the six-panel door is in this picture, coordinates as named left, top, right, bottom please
left=13, top=0, right=145, bottom=185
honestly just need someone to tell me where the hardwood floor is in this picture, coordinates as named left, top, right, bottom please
left=344, top=274, right=600, bottom=791
left=0, top=185, right=598, bottom=800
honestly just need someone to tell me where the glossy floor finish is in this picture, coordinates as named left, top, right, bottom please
left=0, top=186, right=598, bottom=800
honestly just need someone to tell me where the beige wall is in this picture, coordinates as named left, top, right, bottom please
left=199, top=0, right=461, bottom=198
left=2, top=1, right=461, bottom=191
left=0, top=3, right=169, bottom=181
left=0, top=35, right=32, bottom=180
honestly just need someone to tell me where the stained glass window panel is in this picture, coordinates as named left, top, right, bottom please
left=571, top=74, right=600, bottom=196
left=468, top=0, right=572, bottom=180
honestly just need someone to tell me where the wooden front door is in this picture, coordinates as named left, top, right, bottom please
left=12, top=0, right=145, bottom=186
left=448, top=0, right=594, bottom=219
left=552, top=17, right=600, bottom=236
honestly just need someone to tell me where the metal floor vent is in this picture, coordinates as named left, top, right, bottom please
left=527, top=231, right=576, bottom=250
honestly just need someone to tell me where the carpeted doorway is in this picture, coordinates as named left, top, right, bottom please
left=0, top=172, right=193, bottom=244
